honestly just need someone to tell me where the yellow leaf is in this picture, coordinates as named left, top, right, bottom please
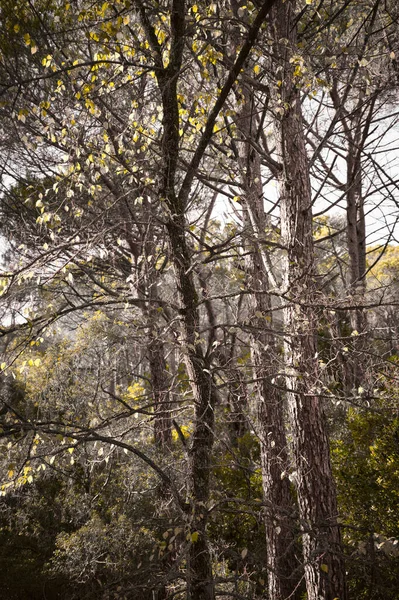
left=294, top=65, right=303, bottom=77
left=14, top=24, right=20, bottom=33
left=191, top=531, right=199, bottom=542
left=321, top=563, right=329, bottom=573
left=253, top=64, right=260, bottom=75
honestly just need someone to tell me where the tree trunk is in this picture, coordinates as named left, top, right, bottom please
left=271, top=2, right=347, bottom=598
left=165, top=210, right=216, bottom=600
left=236, top=83, right=300, bottom=599
left=155, top=3, right=216, bottom=596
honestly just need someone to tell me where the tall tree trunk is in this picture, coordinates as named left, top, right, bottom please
left=271, top=2, right=347, bottom=598
left=165, top=208, right=216, bottom=600
left=236, top=84, right=300, bottom=599
left=99, top=166, right=174, bottom=448
left=155, top=3, right=216, bottom=597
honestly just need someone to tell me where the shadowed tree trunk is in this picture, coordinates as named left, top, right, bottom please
left=155, top=3, right=216, bottom=597
left=270, top=1, right=347, bottom=598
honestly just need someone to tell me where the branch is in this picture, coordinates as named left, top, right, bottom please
left=178, top=0, right=278, bottom=206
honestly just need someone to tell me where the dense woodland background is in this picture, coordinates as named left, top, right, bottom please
left=1, top=0, right=399, bottom=598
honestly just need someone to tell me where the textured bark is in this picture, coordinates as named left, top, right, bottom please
left=346, top=144, right=366, bottom=291
left=236, top=84, right=300, bottom=599
left=155, top=3, right=216, bottom=597
left=271, top=2, right=347, bottom=599
left=166, top=211, right=217, bottom=600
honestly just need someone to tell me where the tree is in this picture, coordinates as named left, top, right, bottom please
left=269, top=2, right=347, bottom=598
left=2, top=1, right=399, bottom=599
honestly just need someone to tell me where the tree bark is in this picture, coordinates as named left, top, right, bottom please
left=270, top=2, right=347, bottom=598
left=235, top=82, right=300, bottom=599
left=155, top=3, right=216, bottom=597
